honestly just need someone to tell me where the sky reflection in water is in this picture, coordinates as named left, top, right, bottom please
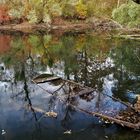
left=0, top=33, right=140, bottom=140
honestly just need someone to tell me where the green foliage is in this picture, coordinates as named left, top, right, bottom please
left=83, top=0, right=119, bottom=18
left=7, top=0, right=24, bottom=19
left=25, top=1, right=52, bottom=23
left=26, top=0, right=47, bottom=23
left=85, top=1, right=95, bottom=17
left=1, top=0, right=120, bottom=21
left=112, top=2, right=140, bottom=27
left=62, top=4, right=77, bottom=18
left=50, top=3, right=62, bottom=17
left=2, top=0, right=140, bottom=29
left=8, top=9, right=22, bottom=19
left=27, top=10, right=38, bottom=23
left=62, top=1, right=88, bottom=19
left=26, top=0, right=62, bottom=23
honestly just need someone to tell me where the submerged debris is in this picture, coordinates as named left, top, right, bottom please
left=134, top=95, right=140, bottom=113
left=80, top=92, right=95, bottom=101
left=116, top=108, right=140, bottom=124
left=32, top=74, right=140, bottom=130
left=30, top=106, right=58, bottom=118
left=32, top=74, right=94, bottom=97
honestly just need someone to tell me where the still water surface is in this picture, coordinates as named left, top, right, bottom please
left=0, top=32, right=140, bottom=140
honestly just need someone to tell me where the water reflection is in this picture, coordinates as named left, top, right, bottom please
left=0, top=33, right=140, bottom=140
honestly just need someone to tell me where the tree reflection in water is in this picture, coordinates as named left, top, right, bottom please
left=0, top=33, right=140, bottom=140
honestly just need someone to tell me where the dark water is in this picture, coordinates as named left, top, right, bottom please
left=0, top=32, right=140, bottom=140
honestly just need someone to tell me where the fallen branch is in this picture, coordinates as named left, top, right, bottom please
left=71, top=105, right=140, bottom=130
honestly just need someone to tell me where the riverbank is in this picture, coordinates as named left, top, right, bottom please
left=0, top=17, right=119, bottom=33
left=0, top=17, right=140, bottom=36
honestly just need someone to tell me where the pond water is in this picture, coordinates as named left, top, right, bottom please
left=0, top=32, right=140, bottom=140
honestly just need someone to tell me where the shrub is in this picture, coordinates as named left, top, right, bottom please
left=62, top=4, right=77, bottom=19
left=86, top=2, right=95, bottom=17
left=8, top=8, right=24, bottom=19
left=112, top=2, right=140, bottom=28
left=27, top=10, right=38, bottom=23
left=62, top=1, right=88, bottom=20
left=50, top=3, right=62, bottom=17
left=27, top=10, right=51, bottom=24
left=0, top=5, right=11, bottom=23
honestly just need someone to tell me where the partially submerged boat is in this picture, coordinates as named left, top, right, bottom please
left=32, top=74, right=140, bottom=130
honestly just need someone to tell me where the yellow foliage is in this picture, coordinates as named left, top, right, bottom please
left=23, top=0, right=32, bottom=16
left=76, top=1, right=87, bottom=19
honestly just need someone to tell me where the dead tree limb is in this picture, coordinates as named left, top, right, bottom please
left=71, top=105, right=140, bottom=130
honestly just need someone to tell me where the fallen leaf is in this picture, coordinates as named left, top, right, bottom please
left=45, top=111, right=57, bottom=118
left=1, top=130, right=6, bottom=135
left=64, top=130, right=72, bottom=134
left=105, top=136, right=109, bottom=139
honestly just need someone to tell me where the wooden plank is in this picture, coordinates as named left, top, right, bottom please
left=70, top=88, right=94, bottom=98
left=33, top=74, right=61, bottom=84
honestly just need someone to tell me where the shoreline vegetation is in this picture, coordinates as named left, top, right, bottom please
left=0, top=0, right=140, bottom=37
